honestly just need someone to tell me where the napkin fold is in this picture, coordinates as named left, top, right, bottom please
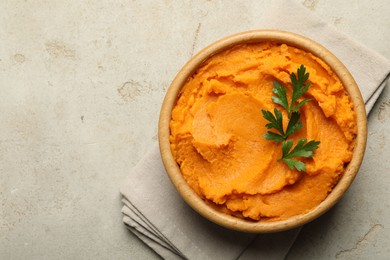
left=121, top=0, right=390, bottom=259
left=121, top=147, right=301, bottom=259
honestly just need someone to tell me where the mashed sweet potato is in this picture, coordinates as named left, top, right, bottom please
left=169, top=42, right=356, bottom=221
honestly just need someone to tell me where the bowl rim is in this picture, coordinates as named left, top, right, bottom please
left=158, top=30, right=367, bottom=233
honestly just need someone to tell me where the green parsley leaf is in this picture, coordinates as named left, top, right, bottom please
left=261, top=109, right=303, bottom=143
left=285, top=111, right=302, bottom=138
left=271, top=81, right=289, bottom=112
left=290, top=65, right=312, bottom=113
left=280, top=138, right=320, bottom=171
left=283, top=158, right=306, bottom=172
left=261, top=108, right=285, bottom=143
left=273, top=64, right=313, bottom=117
left=264, top=131, right=285, bottom=143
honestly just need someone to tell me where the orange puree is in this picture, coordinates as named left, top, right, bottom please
left=169, top=42, right=357, bottom=221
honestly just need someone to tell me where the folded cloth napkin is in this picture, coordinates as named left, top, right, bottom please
left=120, top=0, right=390, bottom=259
left=121, top=147, right=301, bottom=260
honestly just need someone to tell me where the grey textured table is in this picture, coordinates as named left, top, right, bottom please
left=1, top=0, right=389, bottom=259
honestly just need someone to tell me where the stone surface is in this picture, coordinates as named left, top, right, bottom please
left=0, top=0, right=388, bottom=259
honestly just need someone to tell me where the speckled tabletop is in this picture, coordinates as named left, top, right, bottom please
left=1, top=1, right=389, bottom=259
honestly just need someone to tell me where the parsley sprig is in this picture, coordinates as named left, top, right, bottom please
left=261, top=65, right=320, bottom=171
left=262, top=109, right=302, bottom=143
left=272, top=65, right=312, bottom=118
left=280, top=138, right=320, bottom=171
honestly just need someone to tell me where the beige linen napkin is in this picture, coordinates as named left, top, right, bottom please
left=121, top=146, right=300, bottom=259
left=120, top=0, right=390, bottom=259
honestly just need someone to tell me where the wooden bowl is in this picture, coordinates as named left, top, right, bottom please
left=158, top=30, right=367, bottom=233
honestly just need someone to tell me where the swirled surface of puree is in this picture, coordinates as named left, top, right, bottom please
left=169, top=43, right=357, bottom=221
